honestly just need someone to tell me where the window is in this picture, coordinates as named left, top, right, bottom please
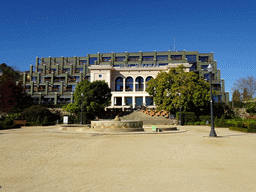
left=129, top=64, right=139, bottom=67
left=143, top=64, right=154, bottom=67
left=54, top=76, right=65, bottom=82
left=63, top=68, right=70, bottom=73
left=156, top=55, right=168, bottom=61
left=115, top=57, right=125, bottom=62
left=65, top=85, right=73, bottom=92
left=38, top=68, right=43, bottom=73
left=213, top=95, right=222, bottom=102
left=102, top=57, right=111, bottom=62
left=190, top=64, right=197, bottom=72
left=52, top=85, right=60, bottom=92
left=72, top=85, right=76, bottom=92
left=99, top=74, right=102, bottom=78
left=199, top=56, right=209, bottom=62
left=76, top=68, right=83, bottom=73
left=31, top=77, right=37, bottom=82
left=25, top=85, right=31, bottom=92
left=158, top=63, right=168, bottom=66
left=171, top=55, right=182, bottom=60
left=201, top=65, right=208, bottom=71
left=146, top=97, right=153, bottom=106
left=125, top=97, right=132, bottom=105
left=79, top=60, right=87, bottom=65
left=115, top=77, right=123, bottom=91
left=186, top=55, right=196, bottom=64
left=38, top=85, right=45, bottom=92
left=129, top=56, right=139, bottom=61
left=146, top=76, right=153, bottom=89
left=125, top=77, right=133, bottom=91
left=135, top=77, right=144, bottom=91
left=89, top=57, right=97, bottom=65
left=142, top=56, right=154, bottom=61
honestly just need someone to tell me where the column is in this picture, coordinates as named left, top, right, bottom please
left=133, top=80, right=136, bottom=92
left=123, top=78, right=125, bottom=92
left=111, top=96, right=114, bottom=107
left=54, top=92, right=58, bottom=104
left=143, top=96, right=146, bottom=106
left=122, top=96, right=125, bottom=106
left=132, top=96, right=135, bottom=108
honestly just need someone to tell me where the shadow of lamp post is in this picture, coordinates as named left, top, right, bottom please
left=207, top=64, right=217, bottom=137
left=80, top=93, right=84, bottom=124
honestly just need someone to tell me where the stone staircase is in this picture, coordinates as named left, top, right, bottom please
left=119, top=110, right=177, bottom=125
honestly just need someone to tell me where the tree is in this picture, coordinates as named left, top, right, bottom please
left=232, top=89, right=241, bottom=102
left=0, top=63, right=20, bottom=87
left=0, top=81, right=34, bottom=113
left=146, top=65, right=211, bottom=115
left=63, top=80, right=111, bottom=122
left=232, top=75, right=256, bottom=100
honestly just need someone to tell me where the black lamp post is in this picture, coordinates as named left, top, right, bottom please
left=179, top=92, right=181, bottom=126
left=80, top=93, right=84, bottom=124
left=207, top=64, right=217, bottom=137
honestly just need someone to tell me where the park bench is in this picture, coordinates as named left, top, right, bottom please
left=14, top=120, right=27, bottom=126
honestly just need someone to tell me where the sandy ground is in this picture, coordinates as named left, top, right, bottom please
left=1, top=125, right=256, bottom=192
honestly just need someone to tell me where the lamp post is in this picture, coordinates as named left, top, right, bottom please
left=179, top=92, right=181, bottom=126
left=80, top=93, right=84, bottom=124
left=207, top=64, right=217, bottom=137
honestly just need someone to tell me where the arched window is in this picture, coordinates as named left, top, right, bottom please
left=145, top=76, right=153, bottom=89
left=115, top=77, right=123, bottom=91
left=135, top=76, right=144, bottom=91
left=125, top=77, right=133, bottom=91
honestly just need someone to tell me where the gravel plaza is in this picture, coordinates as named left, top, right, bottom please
left=1, top=125, right=256, bottom=192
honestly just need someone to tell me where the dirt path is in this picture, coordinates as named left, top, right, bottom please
left=1, top=125, right=256, bottom=192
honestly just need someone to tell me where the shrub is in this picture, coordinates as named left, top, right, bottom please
left=200, top=121, right=205, bottom=125
left=21, top=105, right=61, bottom=124
left=194, top=121, right=201, bottom=125
left=236, top=121, right=244, bottom=128
left=42, top=116, right=49, bottom=126
left=176, top=112, right=195, bottom=125
left=199, top=115, right=211, bottom=124
left=248, top=122, right=256, bottom=130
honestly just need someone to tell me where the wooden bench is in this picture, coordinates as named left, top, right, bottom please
left=14, top=120, right=27, bottom=126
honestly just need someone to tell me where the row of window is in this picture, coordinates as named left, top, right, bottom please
left=25, top=85, right=77, bottom=93
left=115, top=76, right=153, bottom=92
left=78, top=55, right=209, bottom=65
left=114, top=96, right=153, bottom=106
left=31, top=76, right=82, bottom=83
left=40, top=55, right=210, bottom=66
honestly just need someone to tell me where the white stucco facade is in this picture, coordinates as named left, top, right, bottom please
left=89, top=63, right=192, bottom=109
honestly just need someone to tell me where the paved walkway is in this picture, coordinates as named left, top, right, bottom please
left=1, top=125, right=256, bottom=191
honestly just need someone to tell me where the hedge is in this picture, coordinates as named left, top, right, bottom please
left=176, top=112, right=195, bottom=125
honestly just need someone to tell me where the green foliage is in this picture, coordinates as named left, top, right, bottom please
left=236, top=121, right=245, bottom=128
left=200, top=121, right=206, bottom=125
left=64, top=80, right=111, bottom=122
left=146, top=65, right=211, bottom=115
left=42, top=116, right=49, bottom=126
left=21, top=105, right=61, bottom=124
left=0, top=63, right=20, bottom=87
left=176, top=112, right=195, bottom=125
left=246, top=102, right=256, bottom=114
left=199, top=115, right=211, bottom=124
left=0, top=81, right=34, bottom=113
left=248, top=122, right=256, bottom=131
left=194, top=121, right=201, bottom=125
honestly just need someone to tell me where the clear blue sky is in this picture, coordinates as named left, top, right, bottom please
left=1, top=0, right=256, bottom=100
